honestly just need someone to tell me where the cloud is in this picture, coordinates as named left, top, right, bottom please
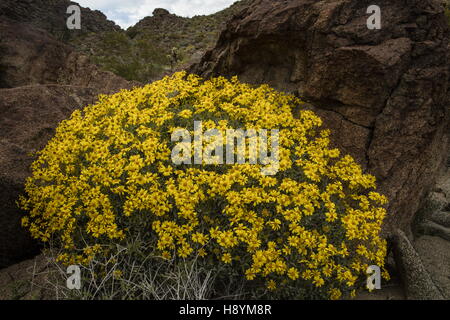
left=75, top=0, right=238, bottom=29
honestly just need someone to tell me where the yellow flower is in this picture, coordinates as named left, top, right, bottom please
left=222, top=253, right=232, bottom=264
left=192, top=232, right=209, bottom=245
left=179, top=109, right=193, bottom=119
left=161, top=251, right=171, bottom=260
left=267, top=280, right=277, bottom=291
left=113, top=270, right=123, bottom=279
left=267, top=219, right=282, bottom=231
left=287, top=267, right=299, bottom=280
left=329, top=288, right=342, bottom=300
left=198, top=248, right=207, bottom=257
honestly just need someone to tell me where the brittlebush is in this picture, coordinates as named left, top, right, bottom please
left=19, top=72, right=389, bottom=299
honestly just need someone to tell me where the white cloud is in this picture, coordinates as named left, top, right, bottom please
left=75, top=0, right=238, bottom=29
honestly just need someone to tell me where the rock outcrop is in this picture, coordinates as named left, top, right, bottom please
left=392, top=229, right=445, bottom=299
left=191, top=0, right=450, bottom=236
left=0, top=17, right=137, bottom=268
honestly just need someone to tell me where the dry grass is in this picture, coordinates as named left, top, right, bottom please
left=30, top=237, right=252, bottom=300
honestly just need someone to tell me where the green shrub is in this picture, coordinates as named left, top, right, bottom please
left=20, top=72, right=389, bottom=300
left=84, top=32, right=169, bottom=82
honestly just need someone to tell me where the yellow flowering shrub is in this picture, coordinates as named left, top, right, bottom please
left=19, top=72, right=389, bottom=299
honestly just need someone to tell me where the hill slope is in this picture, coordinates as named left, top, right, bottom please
left=70, top=1, right=251, bottom=83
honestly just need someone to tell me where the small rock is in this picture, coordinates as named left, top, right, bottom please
left=430, top=211, right=450, bottom=228
left=392, top=229, right=444, bottom=300
left=419, top=220, right=450, bottom=242
left=415, top=236, right=450, bottom=299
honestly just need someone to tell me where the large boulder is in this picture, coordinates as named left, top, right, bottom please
left=191, top=0, right=450, bottom=236
left=0, top=18, right=137, bottom=268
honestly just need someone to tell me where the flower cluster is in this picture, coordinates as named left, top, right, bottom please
left=20, top=72, right=389, bottom=299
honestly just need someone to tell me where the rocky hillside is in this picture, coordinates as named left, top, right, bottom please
left=2, top=0, right=448, bottom=84
left=128, top=1, right=250, bottom=57
left=70, top=0, right=450, bottom=84
left=0, top=0, right=120, bottom=42
left=70, top=1, right=251, bottom=82
left=0, top=0, right=251, bottom=83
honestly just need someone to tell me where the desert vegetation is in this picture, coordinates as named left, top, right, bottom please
left=1, top=0, right=450, bottom=302
left=71, top=31, right=168, bottom=82
left=19, top=72, right=389, bottom=300
left=67, top=1, right=250, bottom=83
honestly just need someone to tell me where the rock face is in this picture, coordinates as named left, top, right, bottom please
left=131, top=8, right=191, bottom=37
left=0, top=17, right=137, bottom=268
left=0, top=18, right=136, bottom=91
left=191, top=0, right=450, bottom=235
left=0, top=17, right=71, bottom=88
left=0, top=85, right=102, bottom=268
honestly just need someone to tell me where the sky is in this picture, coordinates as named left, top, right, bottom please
left=75, top=0, right=238, bottom=29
